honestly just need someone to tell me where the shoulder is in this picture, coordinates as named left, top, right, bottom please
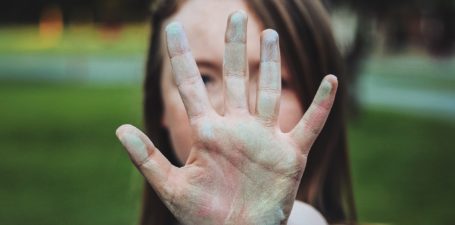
left=287, top=200, right=328, bottom=225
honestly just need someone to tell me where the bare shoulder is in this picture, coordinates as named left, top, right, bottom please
left=287, top=200, right=328, bottom=225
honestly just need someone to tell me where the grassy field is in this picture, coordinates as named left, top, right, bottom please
left=349, top=107, right=455, bottom=225
left=0, top=83, right=454, bottom=225
left=0, top=83, right=143, bottom=225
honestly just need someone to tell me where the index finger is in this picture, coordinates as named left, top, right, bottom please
left=166, top=22, right=214, bottom=121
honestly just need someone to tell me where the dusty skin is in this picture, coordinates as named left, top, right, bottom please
left=117, top=11, right=337, bottom=225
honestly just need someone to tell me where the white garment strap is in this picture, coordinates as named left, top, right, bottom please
left=287, top=200, right=328, bottom=225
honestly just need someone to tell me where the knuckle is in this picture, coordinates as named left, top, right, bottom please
left=138, top=155, right=155, bottom=169
left=308, top=126, right=322, bottom=136
left=177, top=75, right=202, bottom=91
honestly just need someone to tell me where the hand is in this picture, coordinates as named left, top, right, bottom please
left=116, top=11, right=337, bottom=225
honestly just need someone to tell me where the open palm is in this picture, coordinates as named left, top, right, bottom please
left=116, top=11, right=337, bottom=225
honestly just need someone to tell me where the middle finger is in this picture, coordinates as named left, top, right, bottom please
left=223, top=10, right=249, bottom=115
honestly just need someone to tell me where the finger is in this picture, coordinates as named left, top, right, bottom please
left=116, top=124, right=177, bottom=200
left=289, top=75, right=338, bottom=154
left=256, top=29, right=281, bottom=125
left=166, top=22, right=214, bottom=121
left=223, top=10, right=249, bottom=115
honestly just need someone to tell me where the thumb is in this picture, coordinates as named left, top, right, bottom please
left=116, top=124, right=176, bottom=199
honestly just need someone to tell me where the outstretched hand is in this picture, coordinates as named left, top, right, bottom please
left=116, top=11, right=337, bottom=225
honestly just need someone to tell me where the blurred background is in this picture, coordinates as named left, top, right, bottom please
left=0, top=0, right=454, bottom=225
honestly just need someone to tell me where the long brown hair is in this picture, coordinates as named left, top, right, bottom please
left=142, top=0, right=356, bottom=224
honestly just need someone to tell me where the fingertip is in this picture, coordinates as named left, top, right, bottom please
left=116, top=124, right=134, bottom=138
left=226, top=10, right=248, bottom=43
left=229, top=9, right=248, bottom=21
left=324, top=74, right=338, bottom=94
left=165, top=21, right=183, bottom=35
left=165, top=21, right=190, bottom=57
left=325, top=74, right=338, bottom=84
left=228, top=10, right=248, bottom=25
left=312, top=75, right=338, bottom=105
left=260, top=29, right=280, bottom=62
left=261, top=29, right=278, bottom=40
left=233, top=9, right=248, bottom=17
left=116, top=125, right=150, bottom=166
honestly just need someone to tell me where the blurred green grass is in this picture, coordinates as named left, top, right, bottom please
left=0, top=83, right=454, bottom=225
left=0, top=83, right=144, bottom=225
left=349, top=108, right=455, bottom=225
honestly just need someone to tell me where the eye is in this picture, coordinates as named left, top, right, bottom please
left=201, top=73, right=214, bottom=85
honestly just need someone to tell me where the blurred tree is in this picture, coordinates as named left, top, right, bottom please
left=326, top=0, right=455, bottom=56
left=323, top=0, right=455, bottom=118
left=0, top=0, right=149, bottom=24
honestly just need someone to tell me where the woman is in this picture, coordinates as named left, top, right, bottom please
left=116, top=0, right=356, bottom=224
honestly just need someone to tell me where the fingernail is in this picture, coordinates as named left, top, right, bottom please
left=261, top=29, right=280, bottom=62
left=314, top=78, right=333, bottom=103
left=226, top=10, right=247, bottom=43
left=166, top=22, right=190, bottom=57
left=118, top=130, right=149, bottom=165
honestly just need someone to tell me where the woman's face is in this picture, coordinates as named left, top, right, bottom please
left=160, top=0, right=304, bottom=164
